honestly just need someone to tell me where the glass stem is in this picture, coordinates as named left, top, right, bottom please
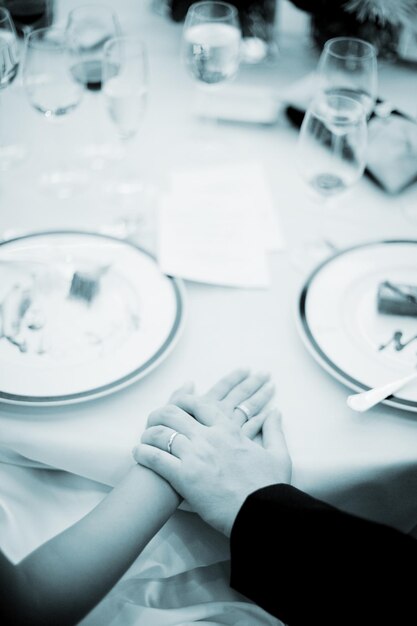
left=121, top=135, right=139, bottom=179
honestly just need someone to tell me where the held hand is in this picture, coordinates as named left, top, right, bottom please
left=164, top=368, right=275, bottom=431
left=133, top=401, right=291, bottom=537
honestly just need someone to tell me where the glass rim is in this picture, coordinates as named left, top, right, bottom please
left=323, top=37, right=376, bottom=60
left=25, top=26, right=68, bottom=48
left=187, top=1, right=238, bottom=21
left=67, top=3, right=119, bottom=21
left=312, top=93, right=367, bottom=124
left=67, top=3, right=117, bottom=15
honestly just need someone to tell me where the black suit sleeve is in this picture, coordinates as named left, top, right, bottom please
left=230, top=484, right=417, bottom=626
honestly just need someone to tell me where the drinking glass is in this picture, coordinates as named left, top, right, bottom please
left=102, top=36, right=148, bottom=189
left=317, top=37, right=378, bottom=119
left=298, top=93, right=368, bottom=200
left=23, top=27, right=86, bottom=198
left=291, top=93, right=367, bottom=273
left=0, top=6, right=26, bottom=169
left=100, top=36, right=154, bottom=242
left=66, top=4, right=121, bottom=169
left=182, top=1, right=240, bottom=120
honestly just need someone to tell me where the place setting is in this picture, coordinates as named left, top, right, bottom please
left=1, top=0, right=417, bottom=409
left=0, top=230, right=185, bottom=405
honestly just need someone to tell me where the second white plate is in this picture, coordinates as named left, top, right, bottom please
left=297, top=240, right=417, bottom=412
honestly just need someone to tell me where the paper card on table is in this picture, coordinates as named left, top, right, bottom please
left=170, top=162, right=285, bottom=252
left=158, top=193, right=270, bottom=288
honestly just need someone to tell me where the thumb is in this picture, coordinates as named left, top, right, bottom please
left=169, top=381, right=195, bottom=403
left=262, top=408, right=288, bottom=453
left=262, top=409, right=292, bottom=482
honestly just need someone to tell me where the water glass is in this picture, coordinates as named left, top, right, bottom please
left=182, top=1, right=240, bottom=87
left=317, top=37, right=378, bottom=119
left=297, top=93, right=368, bottom=199
left=23, top=27, right=87, bottom=197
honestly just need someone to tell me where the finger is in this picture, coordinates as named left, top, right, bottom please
left=203, top=368, right=250, bottom=402
left=141, top=426, right=190, bottom=459
left=147, top=404, right=200, bottom=438
left=232, top=381, right=275, bottom=425
left=262, top=409, right=288, bottom=453
left=169, top=381, right=195, bottom=404
left=224, top=372, right=271, bottom=415
left=241, top=410, right=269, bottom=440
left=174, top=396, right=218, bottom=426
left=133, top=443, right=180, bottom=487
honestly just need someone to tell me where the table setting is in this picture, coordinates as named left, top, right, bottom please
left=0, top=0, right=417, bottom=624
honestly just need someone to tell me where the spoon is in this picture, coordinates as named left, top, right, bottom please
left=347, top=371, right=417, bottom=412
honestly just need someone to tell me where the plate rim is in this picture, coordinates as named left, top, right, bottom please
left=296, top=238, right=417, bottom=413
left=0, top=230, right=186, bottom=407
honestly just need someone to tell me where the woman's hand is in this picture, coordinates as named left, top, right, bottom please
left=162, top=368, right=275, bottom=435
left=133, top=393, right=291, bottom=537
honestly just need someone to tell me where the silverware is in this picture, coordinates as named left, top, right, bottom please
left=346, top=371, right=417, bottom=412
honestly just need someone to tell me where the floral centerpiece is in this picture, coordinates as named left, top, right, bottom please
left=289, top=0, right=417, bottom=59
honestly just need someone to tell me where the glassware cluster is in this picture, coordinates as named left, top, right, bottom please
left=298, top=36, right=378, bottom=202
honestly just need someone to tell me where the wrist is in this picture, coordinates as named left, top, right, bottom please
left=128, top=464, right=181, bottom=508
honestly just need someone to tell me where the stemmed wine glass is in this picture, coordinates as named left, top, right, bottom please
left=23, top=26, right=86, bottom=198
left=0, top=7, right=25, bottom=170
left=101, top=35, right=151, bottom=240
left=182, top=1, right=241, bottom=121
left=66, top=4, right=121, bottom=169
left=291, top=93, right=368, bottom=272
left=317, top=37, right=378, bottom=119
left=298, top=94, right=368, bottom=199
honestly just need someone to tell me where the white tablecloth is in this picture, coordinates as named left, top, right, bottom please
left=1, top=1, right=417, bottom=624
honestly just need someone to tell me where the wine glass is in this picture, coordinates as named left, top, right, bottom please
left=23, top=26, right=86, bottom=198
left=182, top=1, right=240, bottom=121
left=298, top=93, right=368, bottom=199
left=0, top=6, right=26, bottom=169
left=101, top=35, right=152, bottom=240
left=291, top=94, right=368, bottom=272
left=66, top=4, right=121, bottom=169
left=317, top=37, right=378, bottom=119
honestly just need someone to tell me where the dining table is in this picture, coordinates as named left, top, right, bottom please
left=1, top=1, right=417, bottom=624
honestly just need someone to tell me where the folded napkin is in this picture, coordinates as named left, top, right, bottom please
left=367, top=115, right=417, bottom=194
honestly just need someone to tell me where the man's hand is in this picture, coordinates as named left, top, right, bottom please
left=134, top=392, right=291, bottom=537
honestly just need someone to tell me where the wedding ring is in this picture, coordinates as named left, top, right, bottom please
left=167, top=430, right=179, bottom=454
left=234, top=403, right=251, bottom=421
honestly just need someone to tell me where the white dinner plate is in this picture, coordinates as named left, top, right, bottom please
left=0, top=231, right=185, bottom=406
left=297, top=240, right=417, bottom=412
